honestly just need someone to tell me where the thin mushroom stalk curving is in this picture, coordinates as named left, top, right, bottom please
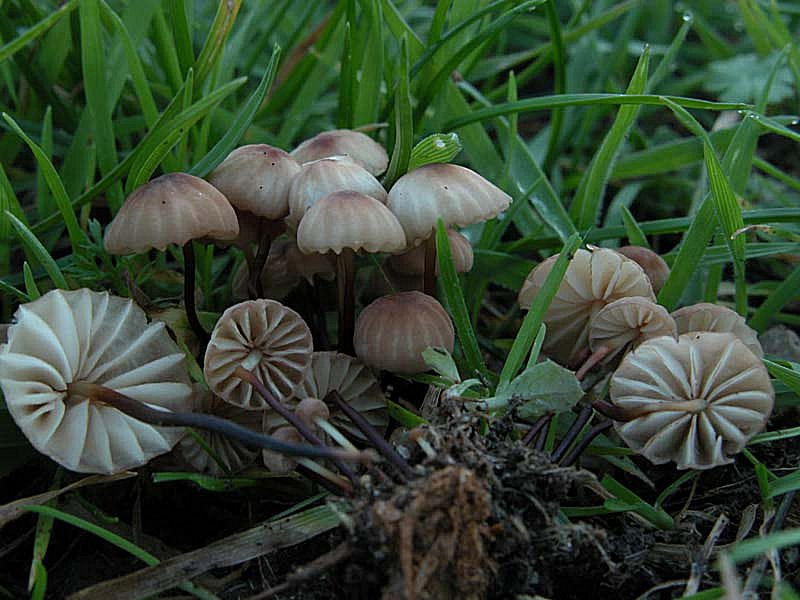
left=337, top=247, right=356, bottom=355
left=182, top=242, right=209, bottom=347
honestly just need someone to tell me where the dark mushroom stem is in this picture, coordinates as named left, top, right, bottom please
left=182, top=242, right=210, bottom=348
left=423, top=235, right=437, bottom=296
left=66, top=381, right=367, bottom=463
left=575, top=345, right=612, bottom=380
left=559, top=420, right=613, bottom=467
left=249, top=218, right=273, bottom=298
left=336, top=248, right=356, bottom=355
left=234, top=367, right=360, bottom=485
left=550, top=404, right=593, bottom=463
left=522, top=413, right=552, bottom=446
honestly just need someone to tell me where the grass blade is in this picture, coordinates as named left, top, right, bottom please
left=22, top=263, right=41, bottom=300
left=0, top=0, right=78, bottom=63
left=619, top=205, right=649, bottom=248
left=382, top=36, right=413, bottom=189
left=192, top=0, right=242, bottom=92
left=750, top=264, right=800, bottom=332
left=6, top=212, right=68, bottom=290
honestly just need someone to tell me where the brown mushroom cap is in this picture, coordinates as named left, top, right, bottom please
left=610, top=332, right=774, bottom=470
left=296, top=191, right=406, bottom=255
left=617, top=246, right=670, bottom=294
left=518, top=248, right=656, bottom=368
left=294, top=397, right=331, bottom=430
left=386, top=163, right=511, bottom=247
left=286, top=156, right=387, bottom=228
left=204, top=299, right=313, bottom=409
left=104, top=173, right=239, bottom=254
left=290, top=129, right=389, bottom=176
left=261, top=426, right=302, bottom=474
left=354, top=292, right=455, bottom=374
left=388, top=229, right=473, bottom=275
left=589, top=297, right=677, bottom=360
left=208, top=145, right=301, bottom=220
left=671, top=303, right=764, bottom=358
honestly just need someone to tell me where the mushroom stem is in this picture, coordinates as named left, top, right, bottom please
left=591, top=399, right=638, bottom=422
left=336, top=248, right=356, bottom=355
left=326, top=390, right=415, bottom=479
left=182, top=243, right=210, bottom=348
left=550, top=404, right=593, bottom=463
left=575, top=345, right=612, bottom=381
left=249, top=218, right=273, bottom=298
left=522, top=413, right=552, bottom=446
left=66, top=381, right=366, bottom=463
left=314, top=417, right=358, bottom=452
left=423, top=235, right=437, bottom=296
left=559, top=420, right=613, bottom=467
left=297, top=458, right=353, bottom=494
left=233, top=367, right=360, bottom=485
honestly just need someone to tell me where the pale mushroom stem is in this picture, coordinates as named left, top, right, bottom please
left=182, top=243, right=210, bottom=348
left=575, top=345, right=612, bottom=380
left=66, top=381, right=367, bottom=462
left=249, top=218, right=273, bottom=298
left=423, top=235, right=437, bottom=296
left=337, top=248, right=356, bottom=355
left=233, top=366, right=360, bottom=485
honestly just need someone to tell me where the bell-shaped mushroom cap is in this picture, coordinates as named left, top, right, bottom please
left=589, top=297, right=677, bottom=360
left=610, top=332, right=774, bottom=470
left=176, top=388, right=262, bottom=476
left=672, top=303, right=763, bottom=358
left=287, top=156, right=387, bottom=228
left=204, top=299, right=313, bottom=409
left=0, top=289, right=192, bottom=474
left=104, top=173, right=239, bottom=254
left=388, top=229, right=473, bottom=275
left=296, top=191, right=406, bottom=255
left=264, top=351, right=388, bottom=440
left=208, top=145, right=301, bottom=221
left=617, top=246, right=670, bottom=294
left=290, top=129, right=389, bottom=176
left=354, top=292, right=455, bottom=374
left=386, top=163, right=511, bottom=247
left=518, top=248, right=656, bottom=368
left=262, top=426, right=302, bottom=474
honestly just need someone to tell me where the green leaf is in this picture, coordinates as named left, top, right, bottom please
left=704, top=52, right=793, bottom=104
left=382, top=36, right=413, bottom=189
left=619, top=205, right=649, bottom=248
left=6, top=212, right=68, bottom=290
left=422, top=347, right=461, bottom=383
left=487, top=360, right=582, bottom=419
left=407, top=133, right=462, bottom=171
left=152, top=472, right=259, bottom=491
left=22, top=263, right=41, bottom=299
left=765, top=359, right=800, bottom=396
left=601, top=474, right=674, bottom=530
left=387, top=399, right=426, bottom=428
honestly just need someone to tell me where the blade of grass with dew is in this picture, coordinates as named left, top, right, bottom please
left=382, top=36, right=413, bottom=189
left=648, top=14, right=693, bottom=92
left=570, top=47, right=650, bottom=230
left=22, top=263, right=40, bottom=300
left=619, top=205, right=649, bottom=248
left=750, top=264, right=800, bottom=332
left=498, top=233, right=581, bottom=387
left=0, top=0, right=78, bottom=63
left=436, top=218, right=486, bottom=377
left=352, top=0, right=383, bottom=127
left=6, top=213, right=68, bottom=289
left=23, top=505, right=218, bottom=600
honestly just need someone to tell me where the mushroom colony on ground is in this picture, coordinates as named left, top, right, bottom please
left=0, top=128, right=777, bottom=494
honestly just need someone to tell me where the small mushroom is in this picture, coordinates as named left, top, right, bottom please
left=354, top=291, right=455, bottom=374
left=290, top=129, right=388, bottom=176
left=609, top=332, right=774, bottom=469
left=262, top=426, right=303, bottom=474
left=388, top=228, right=473, bottom=277
left=617, top=246, right=670, bottom=294
left=672, top=303, right=764, bottom=358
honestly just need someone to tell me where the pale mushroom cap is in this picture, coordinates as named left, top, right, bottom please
left=208, top=145, right=301, bottom=220
left=589, top=297, right=677, bottom=361
left=354, top=292, right=455, bottom=374
left=264, top=351, right=388, bottom=441
left=104, top=173, right=239, bottom=254
left=388, top=229, right=474, bottom=275
left=262, top=426, right=302, bottom=474
left=286, top=156, right=387, bottom=228
left=0, top=289, right=192, bottom=474
left=296, top=191, right=407, bottom=255
left=617, top=246, right=670, bottom=294
left=611, top=332, right=774, bottom=470
left=295, top=397, right=331, bottom=430
left=204, top=299, right=313, bottom=409
left=672, top=303, right=764, bottom=358
left=176, top=388, right=262, bottom=476
left=290, top=129, right=389, bottom=176
left=386, top=163, right=511, bottom=246
left=518, top=248, right=656, bottom=368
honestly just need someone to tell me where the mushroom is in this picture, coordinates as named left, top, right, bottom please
left=297, top=190, right=406, bottom=353
left=388, top=228, right=474, bottom=281
left=386, top=163, right=510, bottom=295
left=104, top=173, right=239, bottom=346
left=609, top=332, right=774, bottom=469
left=261, top=426, right=303, bottom=474
left=576, top=297, right=677, bottom=379
left=617, top=246, right=670, bottom=294
left=0, top=289, right=193, bottom=474
left=517, top=247, right=655, bottom=369
left=672, top=303, right=764, bottom=358
left=290, top=129, right=389, bottom=176
left=354, top=291, right=455, bottom=374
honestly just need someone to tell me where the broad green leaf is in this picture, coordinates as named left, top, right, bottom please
left=487, top=360, right=582, bottom=419
left=407, top=133, right=462, bottom=171
left=422, top=347, right=461, bottom=383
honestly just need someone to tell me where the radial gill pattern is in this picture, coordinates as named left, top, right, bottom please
left=610, top=332, right=774, bottom=470
left=0, top=289, right=192, bottom=474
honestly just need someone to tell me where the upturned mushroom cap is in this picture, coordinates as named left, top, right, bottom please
left=176, top=388, right=262, bottom=476
left=610, top=332, right=774, bottom=470
left=386, top=163, right=511, bottom=247
left=294, top=397, right=331, bottom=430
left=0, top=289, right=192, bottom=474
left=589, top=297, right=677, bottom=361
left=264, top=351, right=388, bottom=440
left=286, top=156, right=387, bottom=228
left=204, top=299, right=313, bottom=409
left=104, top=173, right=239, bottom=254
left=354, top=292, right=455, bottom=374
left=261, top=426, right=302, bottom=474
left=388, top=229, right=473, bottom=275
left=290, top=129, right=389, bottom=176
left=672, top=303, right=764, bottom=358
left=518, top=248, right=656, bottom=368
left=296, top=191, right=406, bottom=255
left=617, top=246, right=670, bottom=294
left=208, top=145, right=301, bottom=220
